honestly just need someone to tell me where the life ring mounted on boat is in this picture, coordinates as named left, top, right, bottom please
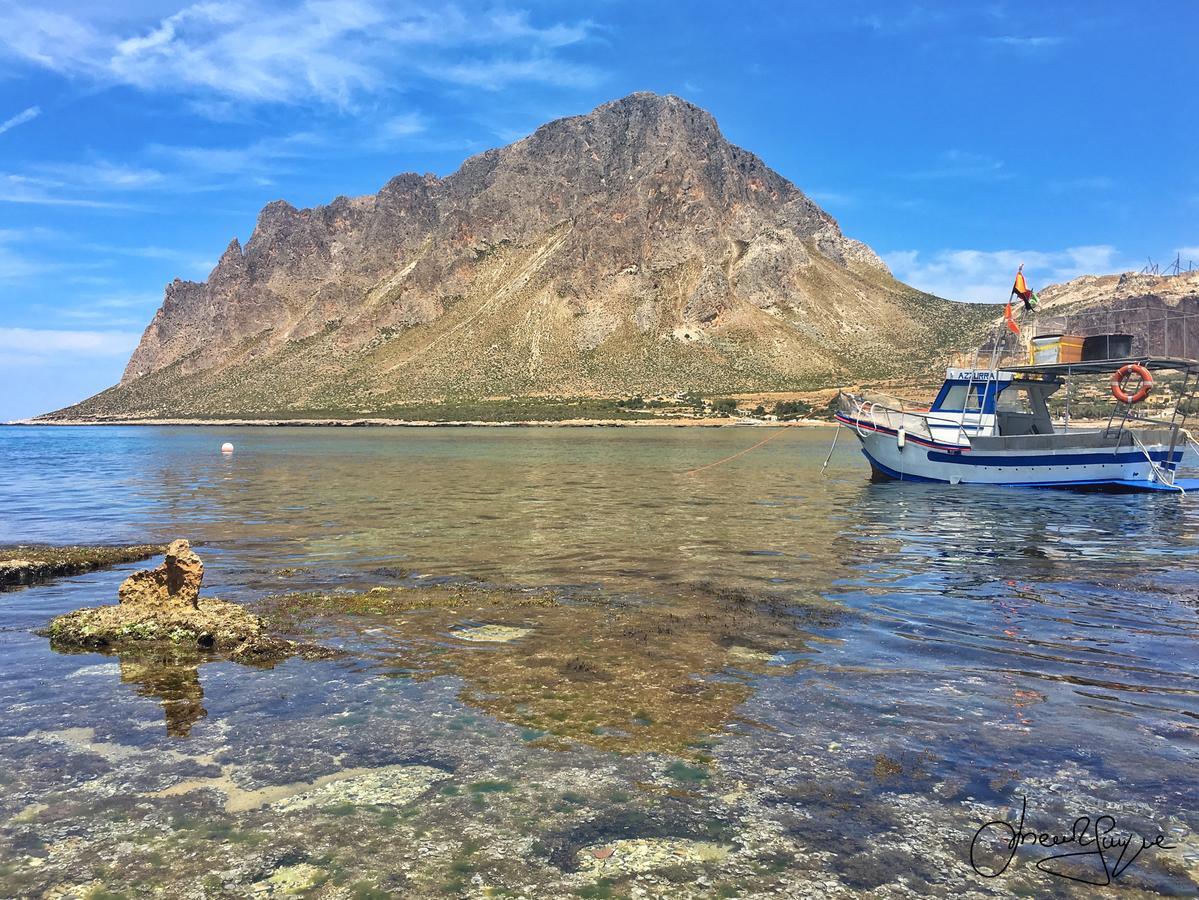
left=1111, top=363, right=1154, bottom=404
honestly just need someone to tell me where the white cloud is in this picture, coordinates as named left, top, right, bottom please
left=884, top=245, right=1128, bottom=302
left=0, top=105, right=41, bottom=135
left=376, top=112, right=427, bottom=140
left=908, top=149, right=1009, bottom=181
left=986, top=35, right=1065, bottom=50
left=807, top=189, right=857, bottom=208
left=33, top=161, right=165, bottom=190
left=0, top=173, right=131, bottom=207
left=0, top=245, right=42, bottom=281
left=1050, top=175, right=1115, bottom=192
left=0, top=227, right=58, bottom=281
left=0, top=327, right=140, bottom=358
left=0, top=1, right=598, bottom=110
left=146, top=130, right=324, bottom=177
left=431, top=54, right=599, bottom=90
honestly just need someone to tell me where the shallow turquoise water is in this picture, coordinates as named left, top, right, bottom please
left=2, top=425, right=1199, bottom=896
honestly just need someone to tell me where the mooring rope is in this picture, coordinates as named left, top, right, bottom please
left=682, top=425, right=796, bottom=476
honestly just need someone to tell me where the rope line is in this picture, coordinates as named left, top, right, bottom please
left=683, top=425, right=795, bottom=476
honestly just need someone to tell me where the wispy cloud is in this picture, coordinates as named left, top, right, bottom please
left=907, top=149, right=1009, bottom=181
left=377, top=112, right=427, bottom=139
left=807, top=189, right=857, bottom=208
left=78, top=243, right=214, bottom=275
left=53, top=291, right=164, bottom=327
left=433, top=55, right=599, bottom=90
left=0, top=104, right=40, bottom=135
left=33, top=160, right=165, bottom=190
left=0, top=1, right=599, bottom=111
left=1050, top=175, right=1115, bottom=193
left=0, top=131, right=328, bottom=205
left=884, top=245, right=1129, bottom=302
left=0, top=326, right=140, bottom=358
left=986, top=35, right=1066, bottom=50
left=1174, top=247, right=1199, bottom=267
left=0, top=173, right=135, bottom=208
left=0, top=244, right=43, bottom=281
left=146, top=130, right=326, bottom=179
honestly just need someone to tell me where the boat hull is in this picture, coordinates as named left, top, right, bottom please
left=835, top=413, right=1184, bottom=491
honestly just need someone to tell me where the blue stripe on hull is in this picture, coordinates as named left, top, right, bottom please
left=925, top=449, right=1180, bottom=468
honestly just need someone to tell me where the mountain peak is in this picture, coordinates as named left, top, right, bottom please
left=56, top=94, right=990, bottom=420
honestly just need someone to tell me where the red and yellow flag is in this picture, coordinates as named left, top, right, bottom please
left=1004, top=299, right=1020, bottom=334
left=1012, top=269, right=1031, bottom=300
left=1011, top=266, right=1040, bottom=311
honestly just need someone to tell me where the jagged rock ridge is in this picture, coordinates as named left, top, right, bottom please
left=54, top=92, right=996, bottom=419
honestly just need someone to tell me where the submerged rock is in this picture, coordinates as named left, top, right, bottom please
left=575, top=837, right=733, bottom=874
left=270, top=764, right=451, bottom=813
left=453, top=624, right=532, bottom=643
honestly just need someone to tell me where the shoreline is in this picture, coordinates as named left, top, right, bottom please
left=6, top=416, right=838, bottom=428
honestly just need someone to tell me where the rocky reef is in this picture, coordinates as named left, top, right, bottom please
left=260, top=580, right=839, bottom=756
left=0, top=543, right=162, bottom=588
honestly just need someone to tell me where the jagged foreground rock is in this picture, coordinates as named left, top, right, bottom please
left=49, top=539, right=308, bottom=659
left=50, top=93, right=997, bottom=419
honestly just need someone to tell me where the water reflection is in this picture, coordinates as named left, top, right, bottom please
left=49, top=643, right=289, bottom=738
left=118, top=653, right=207, bottom=737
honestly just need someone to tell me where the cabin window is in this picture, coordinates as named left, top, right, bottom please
left=933, top=382, right=993, bottom=411
left=938, top=384, right=969, bottom=410
left=996, top=386, right=1034, bottom=414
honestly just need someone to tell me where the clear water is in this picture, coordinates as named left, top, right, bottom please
left=1, top=425, right=1198, bottom=897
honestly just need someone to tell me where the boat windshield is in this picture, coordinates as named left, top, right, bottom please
left=931, top=381, right=997, bottom=413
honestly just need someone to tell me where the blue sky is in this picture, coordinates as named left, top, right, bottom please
left=0, top=0, right=1196, bottom=419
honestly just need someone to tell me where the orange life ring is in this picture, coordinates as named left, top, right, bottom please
left=1111, top=363, right=1153, bottom=404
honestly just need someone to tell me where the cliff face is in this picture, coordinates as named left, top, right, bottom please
left=1032, top=271, right=1199, bottom=358
left=56, top=92, right=996, bottom=419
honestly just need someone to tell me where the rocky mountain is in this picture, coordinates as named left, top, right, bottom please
left=49, top=92, right=996, bottom=420
left=1031, top=270, right=1199, bottom=359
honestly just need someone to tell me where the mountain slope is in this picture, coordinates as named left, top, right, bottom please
left=50, top=93, right=996, bottom=420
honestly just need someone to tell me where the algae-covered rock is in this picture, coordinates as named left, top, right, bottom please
left=47, top=539, right=325, bottom=661
left=453, top=624, right=532, bottom=643
left=270, top=764, right=451, bottom=813
left=0, top=543, right=163, bottom=588
left=257, top=863, right=327, bottom=895
left=576, top=837, right=733, bottom=873
left=49, top=594, right=275, bottom=654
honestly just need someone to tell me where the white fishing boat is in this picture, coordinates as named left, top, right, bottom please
left=834, top=339, right=1199, bottom=493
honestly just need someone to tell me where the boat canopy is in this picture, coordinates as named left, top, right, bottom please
left=1001, top=356, right=1199, bottom=377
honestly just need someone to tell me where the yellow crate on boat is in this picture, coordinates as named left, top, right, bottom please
left=1029, top=334, right=1084, bottom=365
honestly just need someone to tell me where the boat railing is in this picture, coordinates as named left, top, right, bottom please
left=839, top=391, right=936, bottom=442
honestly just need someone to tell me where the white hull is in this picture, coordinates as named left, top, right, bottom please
left=836, top=414, right=1183, bottom=489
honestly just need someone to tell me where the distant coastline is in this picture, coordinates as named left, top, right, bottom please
left=8, top=417, right=837, bottom=428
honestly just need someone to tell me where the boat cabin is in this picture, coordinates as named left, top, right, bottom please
left=926, top=368, right=1060, bottom=442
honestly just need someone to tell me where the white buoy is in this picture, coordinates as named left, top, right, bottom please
left=221, top=442, right=234, bottom=454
